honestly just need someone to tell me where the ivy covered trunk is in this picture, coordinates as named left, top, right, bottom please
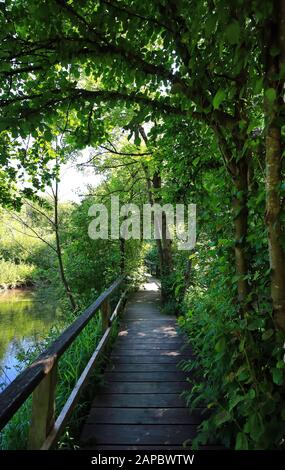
left=215, top=127, right=250, bottom=307
left=152, top=172, right=173, bottom=305
left=139, top=124, right=174, bottom=305
left=232, top=156, right=249, bottom=304
left=264, top=0, right=285, bottom=331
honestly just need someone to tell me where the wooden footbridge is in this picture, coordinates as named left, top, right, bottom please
left=0, top=270, right=211, bottom=450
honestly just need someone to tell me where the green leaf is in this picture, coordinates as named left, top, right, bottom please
left=229, top=394, right=244, bottom=411
left=215, top=337, right=226, bottom=353
left=265, top=88, right=277, bottom=103
left=225, top=22, right=240, bottom=45
left=248, top=388, right=256, bottom=400
left=244, top=413, right=264, bottom=441
left=254, top=78, right=263, bottom=94
left=235, top=432, right=249, bottom=450
left=272, top=368, right=283, bottom=385
left=262, top=329, right=274, bottom=340
left=248, top=317, right=263, bottom=330
left=213, top=89, right=226, bottom=109
left=205, top=14, right=217, bottom=36
left=171, top=83, right=184, bottom=94
left=215, top=410, right=231, bottom=426
left=237, top=365, right=250, bottom=382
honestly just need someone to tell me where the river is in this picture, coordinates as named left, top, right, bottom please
left=0, top=288, right=60, bottom=390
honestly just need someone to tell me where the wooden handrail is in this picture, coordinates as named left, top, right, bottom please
left=145, top=259, right=160, bottom=276
left=0, top=274, right=126, bottom=438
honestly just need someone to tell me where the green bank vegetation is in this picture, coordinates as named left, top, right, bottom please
left=0, top=0, right=285, bottom=450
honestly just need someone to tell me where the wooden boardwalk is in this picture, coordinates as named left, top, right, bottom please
left=80, top=276, right=206, bottom=450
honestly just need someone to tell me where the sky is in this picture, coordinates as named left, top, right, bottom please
left=54, top=148, right=103, bottom=203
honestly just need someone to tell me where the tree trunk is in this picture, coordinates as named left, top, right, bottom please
left=264, top=0, right=285, bottom=331
left=119, top=237, right=125, bottom=273
left=53, top=181, right=77, bottom=311
left=232, top=156, right=249, bottom=303
left=215, top=127, right=250, bottom=307
left=139, top=126, right=173, bottom=305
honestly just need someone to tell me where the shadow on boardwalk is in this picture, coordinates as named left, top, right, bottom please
left=80, top=275, right=214, bottom=450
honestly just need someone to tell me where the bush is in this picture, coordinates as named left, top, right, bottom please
left=179, top=264, right=285, bottom=450
left=0, top=260, right=37, bottom=289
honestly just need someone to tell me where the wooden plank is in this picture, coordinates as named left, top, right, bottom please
left=91, top=393, right=186, bottom=408
left=111, top=355, right=189, bottom=364
left=114, top=344, right=186, bottom=351
left=118, top=330, right=179, bottom=337
left=107, top=363, right=181, bottom=372
left=79, top=278, right=205, bottom=450
left=116, top=338, right=185, bottom=345
left=118, top=334, right=180, bottom=340
left=111, top=348, right=188, bottom=356
left=104, top=371, right=188, bottom=382
left=80, top=424, right=197, bottom=445
left=124, top=315, right=175, bottom=321
left=86, top=407, right=207, bottom=424
left=100, top=381, right=190, bottom=393
left=118, top=327, right=177, bottom=331
left=115, top=344, right=185, bottom=350
left=101, top=299, right=110, bottom=332
left=120, top=320, right=177, bottom=326
left=109, top=291, right=128, bottom=323
left=28, top=364, right=57, bottom=450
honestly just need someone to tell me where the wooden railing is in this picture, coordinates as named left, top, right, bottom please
left=0, top=275, right=127, bottom=450
left=145, top=259, right=160, bottom=277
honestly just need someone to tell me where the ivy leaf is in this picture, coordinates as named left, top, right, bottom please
left=229, top=394, right=244, bottom=411
left=265, top=88, right=277, bottom=103
left=225, top=22, right=240, bottom=45
left=236, top=365, right=250, bottom=382
left=213, top=89, right=226, bottom=109
left=235, top=432, right=249, bottom=450
left=254, top=78, right=263, bottom=94
left=248, top=317, right=264, bottom=330
left=244, top=413, right=264, bottom=442
left=262, top=329, right=274, bottom=340
left=248, top=388, right=256, bottom=400
left=215, top=410, right=231, bottom=426
left=272, top=368, right=283, bottom=385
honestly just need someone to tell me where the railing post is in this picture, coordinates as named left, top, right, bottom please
left=28, top=362, right=57, bottom=450
left=101, top=299, right=110, bottom=332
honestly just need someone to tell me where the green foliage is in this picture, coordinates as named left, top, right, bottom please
left=0, top=260, right=36, bottom=289
left=178, top=234, right=285, bottom=450
left=180, top=284, right=285, bottom=449
left=0, top=0, right=284, bottom=453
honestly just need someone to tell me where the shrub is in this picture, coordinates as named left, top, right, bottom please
left=0, top=260, right=37, bottom=289
left=179, top=272, right=285, bottom=450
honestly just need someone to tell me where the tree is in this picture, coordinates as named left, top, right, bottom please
left=0, top=0, right=284, bottom=328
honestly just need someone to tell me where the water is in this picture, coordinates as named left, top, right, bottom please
left=0, top=288, right=60, bottom=390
